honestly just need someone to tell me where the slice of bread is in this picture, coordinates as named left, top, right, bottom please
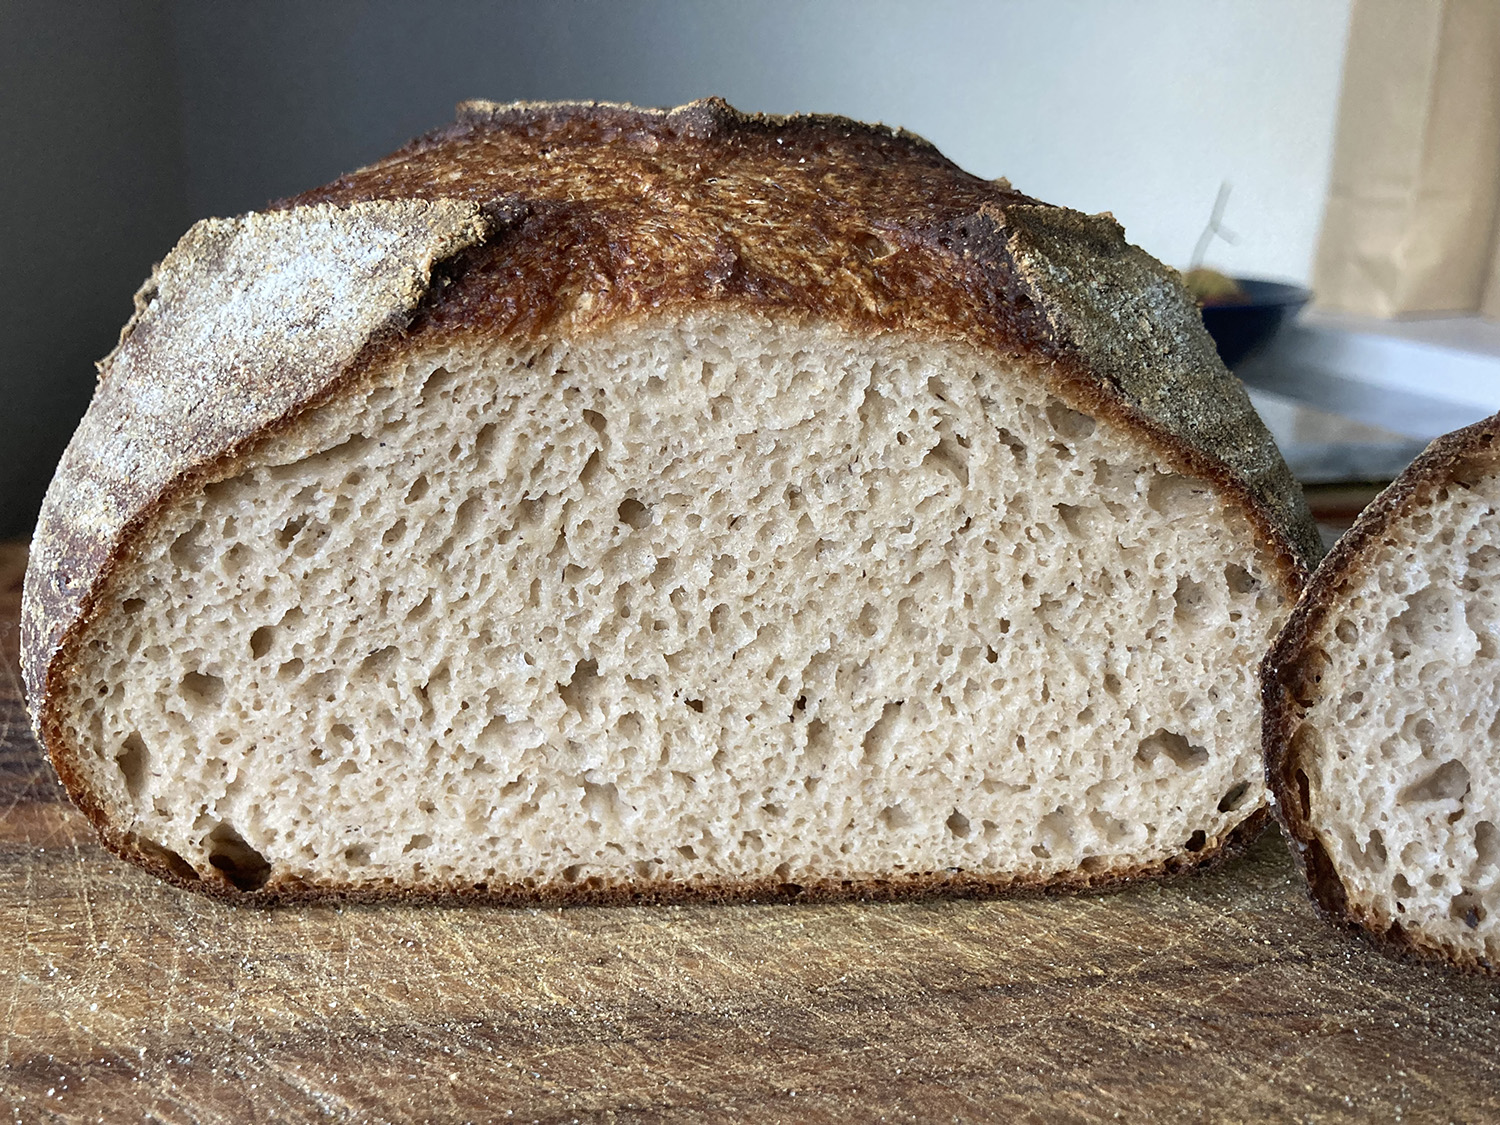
left=23, top=99, right=1319, bottom=902
left=1265, top=416, right=1500, bottom=972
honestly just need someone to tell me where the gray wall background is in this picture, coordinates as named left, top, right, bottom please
left=1, top=0, right=1351, bottom=539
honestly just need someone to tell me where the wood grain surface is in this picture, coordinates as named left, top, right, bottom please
left=1, top=542, right=1497, bottom=1124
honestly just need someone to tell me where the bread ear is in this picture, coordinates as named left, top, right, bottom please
left=24, top=200, right=491, bottom=710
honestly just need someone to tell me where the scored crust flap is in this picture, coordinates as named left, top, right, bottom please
left=23, top=200, right=494, bottom=708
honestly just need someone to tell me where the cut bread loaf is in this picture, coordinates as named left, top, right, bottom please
left=23, top=98, right=1320, bottom=903
left=1265, top=415, right=1500, bottom=972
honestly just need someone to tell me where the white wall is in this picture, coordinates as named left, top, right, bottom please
left=169, top=0, right=1351, bottom=282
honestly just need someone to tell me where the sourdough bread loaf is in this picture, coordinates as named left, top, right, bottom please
left=24, top=98, right=1319, bottom=902
left=1265, top=415, right=1500, bottom=972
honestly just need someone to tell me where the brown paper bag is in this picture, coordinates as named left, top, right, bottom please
left=1313, top=0, right=1500, bottom=318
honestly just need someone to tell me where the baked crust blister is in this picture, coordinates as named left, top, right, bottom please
left=25, top=98, right=1318, bottom=903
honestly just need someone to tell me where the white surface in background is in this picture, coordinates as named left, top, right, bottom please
left=1238, top=313, right=1500, bottom=441
left=168, top=0, right=1352, bottom=285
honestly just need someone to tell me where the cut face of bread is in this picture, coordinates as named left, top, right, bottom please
left=1265, top=419, right=1500, bottom=971
left=58, top=315, right=1286, bottom=896
left=24, top=99, right=1318, bottom=901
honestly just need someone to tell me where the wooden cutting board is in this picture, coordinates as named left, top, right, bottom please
left=1, top=541, right=1497, bottom=1123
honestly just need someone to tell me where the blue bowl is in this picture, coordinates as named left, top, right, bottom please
left=1198, top=278, right=1311, bottom=370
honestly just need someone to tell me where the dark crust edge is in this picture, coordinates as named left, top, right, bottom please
left=101, top=806, right=1269, bottom=908
left=1262, top=412, right=1500, bottom=975
left=27, top=97, right=1313, bottom=905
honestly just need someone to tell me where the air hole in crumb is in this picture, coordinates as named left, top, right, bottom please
left=1335, top=619, right=1358, bottom=645
left=473, top=422, right=499, bottom=463
left=1452, top=892, right=1486, bottom=929
left=344, top=844, right=372, bottom=867
left=1135, top=729, right=1208, bottom=771
left=169, top=521, right=212, bottom=570
left=405, top=475, right=430, bottom=504
left=1045, top=399, right=1096, bottom=440
left=677, top=845, right=697, bottom=861
left=583, top=409, right=607, bottom=435
left=985, top=645, right=999, bottom=664
left=879, top=804, right=912, bottom=830
left=359, top=645, right=399, bottom=677
left=381, top=518, right=408, bottom=547
left=452, top=496, right=483, bottom=540
left=275, top=515, right=308, bottom=548
left=249, top=626, right=276, bottom=659
left=1147, top=473, right=1203, bottom=517
left=1224, top=564, right=1259, bottom=595
left=923, top=434, right=969, bottom=485
left=1217, top=781, right=1250, bottom=813
left=1294, top=769, right=1312, bottom=818
left=1039, top=809, right=1072, bottom=849
left=181, top=671, right=225, bottom=707
left=115, top=732, right=149, bottom=798
left=1400, top=759, right=1471, bottom=804
left=1476, top=821, right=1500, bottom=869
left=1103, top=672, right=1122, bottom=695
left=1173, top=576, right=1209, bottom=626
left=580, top=449, right=604, bottom=486
left=136, top=838, right=200, bottom=882
left=946, top=811, right=971, bottom=838
left=122, top=598, right=145, bottom=614
left=1054, top=503, right=1090, bottom=537
left=618, top=498, right=651, bottom=529
left=402, top=834, right=433, bottom=854
left=1185, top=831, right=1207, bottom=852
left=560, top=659, right=601, bottom=712
left=995, top=427, right=1027, bottom=461
left=206, top=823, right=271, bottom=891
left=685, top=698, right=705, bottom=713
left=277, top=658, right=303, bottom=682
left=862, top=701, right=902, bottom=762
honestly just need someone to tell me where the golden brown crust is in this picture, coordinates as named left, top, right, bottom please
left=26, top=97, right=1317, bottom=904
left=1263, top=413, right=1500, bottom=973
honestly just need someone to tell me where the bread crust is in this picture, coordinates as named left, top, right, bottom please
left=26, top=98, right=1318, bottom=903
left=1263, top=413, right=1500, bottom=973
left=104, top=807, right=1270, bottom=908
